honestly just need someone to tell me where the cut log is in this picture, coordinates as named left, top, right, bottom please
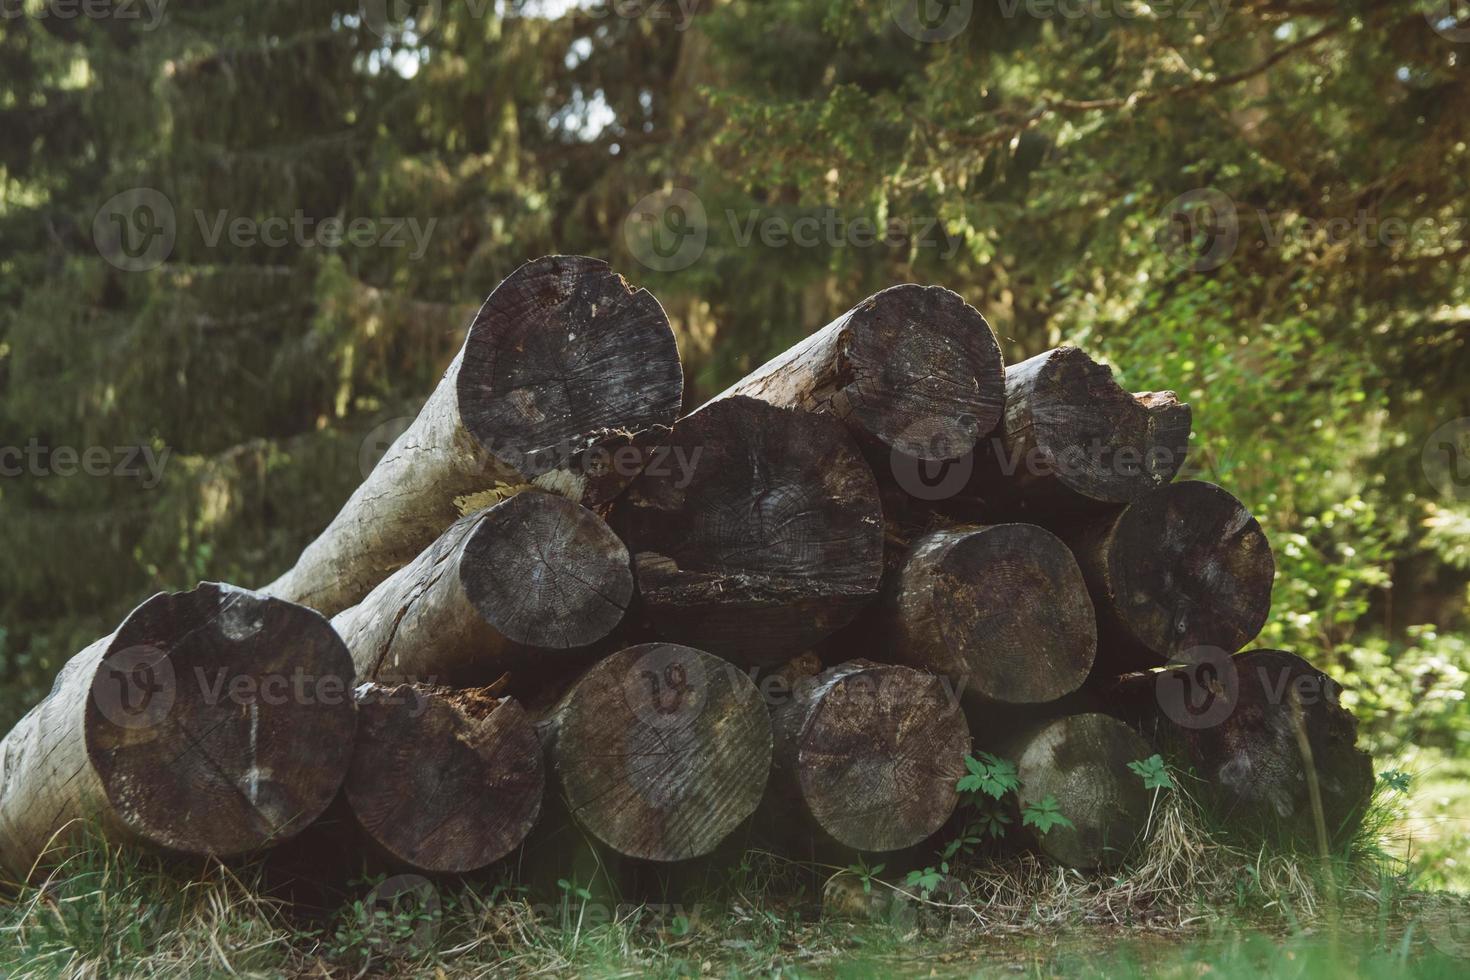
left=882, top=523, right=1096, bottom=705
left=0, top=583, right=356, bottom=881
left=966, top=346, right=1191, bottom=516
left=264, top=255, right=683, bottom=616
left=713, top=283, right=1005, bottom=461
left=614, top=396, right=885, bottom=664
left=539, top=643, right=772, bottom=862
left=770, top=661, right=970, bottom=852
left=1103, top=649, right=1373, bottom=847
left=344, top=684, right=544, bottom=873
left=997, top=712, right=1153, bottom=870
left=1065, top=480, right=1274, bottom=676
left=330, top=490, right=632, bottom=688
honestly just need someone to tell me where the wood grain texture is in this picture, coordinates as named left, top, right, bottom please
left=264, top=255, right=681, bottom=616
left=998, top=713, right=1153, bottom=870
left=883, top=523, right=1096, bottom=705
left=770, top=661, right=970, bottom=852
left=714, top=284, right=1005, bottom=461
left=539, top=643, right=772, bottom=862
left=1104, top=649, right=1373, bottom=847
left=344, top=684, right=544, bottom=873
left=615, top=396, right=885, bottom=664
left=1065, top=480, right=1275, bottom=676
left=0, top=583, right=356, bottom=880
left=331, top=491, right=632, bottom=687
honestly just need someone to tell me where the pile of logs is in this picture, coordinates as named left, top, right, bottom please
left=0, top=255, right=1373, bottom=885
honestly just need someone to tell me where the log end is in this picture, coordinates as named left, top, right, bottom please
left=456, top=255, right=684, bottom=502
left=787, top=662, right=970, bottom=852
left=460, top=491, right=633, bottom=650
left=546, top=643, right=772, bottom=862
left=1011, top=712, right=1153, bottom=870
left=345, top=685, right=544, bottom=873
left=84, top=583, right=357, bottom=858
left=841, top=284, right=1005, bottom=462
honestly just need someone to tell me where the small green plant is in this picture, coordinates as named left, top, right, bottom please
left=956, top=751, right=1020, bottom=800
left=845, top=857, right=885, bottom=894
left=1378, top=769, right=1412, bottom=793
left=1020, top=795, right=1075, bottom=835
left=903, top=865, right=946, bottom=900
left=1128, top=754, right=1175, bottom=791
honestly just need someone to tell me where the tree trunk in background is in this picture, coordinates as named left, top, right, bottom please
left=769, top=660, right=970, bottom=853
left=1064, top=480, right=1275, bottom=677
left=994, top=713, right=1153, bottom=870
left=0, top=584, right=356, bottom=881
left=880, top=522, right=1096, bottom=705
left=344, top=684, right=544, bottom=874
left=961, top=346, right=1191, bottom=519
left=614, top=396, right=884, bottom=664
left=538, top=643, right=771, bottom=862
left=1102, top=649, right=1374, bottom=847
left=264, top=255, right=683, bottom=616
left=713, top=284, right=1005, bottom=464
left=330, top=491, right=632, bottom=689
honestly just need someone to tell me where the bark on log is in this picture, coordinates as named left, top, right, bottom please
left=614, top=396, right=885, bottom=664
left=0, top=583, right=356, bottom=881
left=997, top=712, right=1153, bottom=870
left=330, top=490, right=631, bottom=689
left=882, top=523, right=1096, bottom=705
left=538, top=643, right=772, bottom=862
left=1103, top=649, right=1373, bottom=847
left=770, top=661, right=970, bottom=852
left=344, top=684, right=544, bottom=873
left=264, top=255, right=683, bottom=616
left=713, top=283, right=1005, bottom=461
left=1065, top=480, right=1275, bottom=676
left=966, top=346, right=1191, bottom=516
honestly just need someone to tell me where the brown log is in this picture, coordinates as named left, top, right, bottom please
left=1103, top=649, right=1373, bottom=847
left=0, top=584, right=356, bottom=880
left=995, top=712, right=1153, bottom=870
left=880, top=523, right=1096, bottom=705
left=330, top=491, right=632, bottom=688
left=1064, top=480, right=1274, bottom=676
left=538, top=643, right=771, bottom=862
left=343, top=684, right=544, bottom=874
left=963, top=346, right=1191, bottom=517
left=614, top=396, right=884, bottom=664
left=713, top=284, right=1005, bottom=462
left=264, top=255, right=683, bottom=616
left=770, top=661, right=970, bottom=852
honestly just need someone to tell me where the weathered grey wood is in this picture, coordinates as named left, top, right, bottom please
left=1065, top=480, right=1275, bottom=676
left=344, top=684, right=544, bottom=873
left=713, top=284, right=1005, bottom=461
left=997, top=713, right=1153, bottom=870
left=615, top=396, right=885, bottom=664
left=882, top=523, right=1096, bottom=705
left=538, top=643, right=772, bottom=862
left=770, top=660, right=970, bottom=852
left=1104, top=649, right=1373, bottom=847
left=330, top=491, right=632, bottom=688
left=264, top=255, right=682, bottom=616
left=967, top=346, right=1191, bottom=516
left=0, top=584, right=356, bottom=880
